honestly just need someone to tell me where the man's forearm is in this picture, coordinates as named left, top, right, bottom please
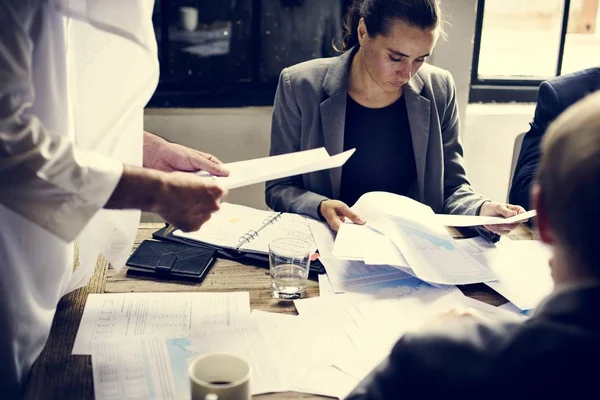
left=104, top=165, right=165, bottom=212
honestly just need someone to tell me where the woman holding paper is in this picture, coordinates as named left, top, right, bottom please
left=265, top=0, right=525, bottom=238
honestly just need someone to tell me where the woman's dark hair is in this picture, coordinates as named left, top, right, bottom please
left=341, top=0, right=443, bottom=51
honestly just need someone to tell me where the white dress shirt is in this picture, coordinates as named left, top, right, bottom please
left=0, top=1, right=158, bottom=397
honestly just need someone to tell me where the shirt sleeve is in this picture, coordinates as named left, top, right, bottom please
left=0, top=1, right=123, bottom=243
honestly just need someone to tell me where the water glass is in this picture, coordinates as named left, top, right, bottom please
left=268, top=237, right=312, bottom=300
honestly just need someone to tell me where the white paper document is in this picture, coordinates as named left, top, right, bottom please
left=370, top=215, right=497, bottom=285
left=455, top=237, right=552, bottom=310
left=332, top=192, right=498, bottom=285
left=458, top=296, right=528, bottom=322
left=330, top=293, right=523, bottom=383
left=498, top=301, right=533, bottom=317
left=484, top=240, right=553, bottom=310
left=73, top=292, right=250, bottom=355
left=91, top=326, right=287, bottom=400
left=332, top=223, right=365, bottom=260
left=310, top=220, right=411, bottom=292
left=333, top=223, right=411, bottom=270
left=196, top=147, right=355, bottom=189
left=248, top=310, right=359, bottom=399
left=330, top=291, right=466, bottom=380
left=318, top=273, right=336, bottom=296
left=435, top=210, right=537, bottom=227
left=350, top=191, right=433, bottom=222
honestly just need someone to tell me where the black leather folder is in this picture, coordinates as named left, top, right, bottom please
left=126, top=240, right=217, bottom=282
left=151, top=224, right=325, bottom=274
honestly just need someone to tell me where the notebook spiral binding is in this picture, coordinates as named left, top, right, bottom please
left=262, top=213, right=282, bottom=225
left=238, top=230, right=259, bottom=244
left=235, top=212, right=282, bottom=249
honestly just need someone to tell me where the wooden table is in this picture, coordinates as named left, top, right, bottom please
left=24, top=224, right=534, bottom=399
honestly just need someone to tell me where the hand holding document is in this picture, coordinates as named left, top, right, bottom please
left=196, top=147, right=355, bottom=189
left=435, top=210, right=537, bottom=227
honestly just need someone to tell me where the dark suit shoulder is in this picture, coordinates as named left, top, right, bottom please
left=546, top=67, right=600, bottom=109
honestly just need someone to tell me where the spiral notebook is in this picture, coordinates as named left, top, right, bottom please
left=173, top=203, right=317, bottom=256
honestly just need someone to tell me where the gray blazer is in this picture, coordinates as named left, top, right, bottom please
left=265, top=48, right=492, bottom=237
left=346, top=285, right=600, bottom=398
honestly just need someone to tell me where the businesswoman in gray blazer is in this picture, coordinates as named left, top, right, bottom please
left=266, top=0, right=525, bottom=238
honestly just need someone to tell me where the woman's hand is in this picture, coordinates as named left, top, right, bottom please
left=319, top=200, right=365, bottom=231
left=479, top=202, right=527, bottom=235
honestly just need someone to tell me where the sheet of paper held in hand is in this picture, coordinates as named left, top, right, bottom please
left=196, top=147, right=355, bottom=189
left=434, top=210, right=537, bottom=227
left=72, top=292, right=250, bottom=355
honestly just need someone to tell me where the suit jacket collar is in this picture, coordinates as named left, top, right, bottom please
left=320, top=46, right=431, bottom=201
left=404, top=73, right=430, bottom=202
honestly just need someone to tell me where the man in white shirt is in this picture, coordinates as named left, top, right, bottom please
left=0, top=1, right=228, bottom=397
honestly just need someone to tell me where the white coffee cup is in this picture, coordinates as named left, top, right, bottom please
left=188, top=353, right=251, bottom=400
left=179, top=6, right=198, bottom=32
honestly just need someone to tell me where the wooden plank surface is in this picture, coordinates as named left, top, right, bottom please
left=24, top=223, right=534, bottom=399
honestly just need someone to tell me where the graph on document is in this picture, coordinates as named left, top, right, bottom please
left=401, top=225, right=456, bottom=252
left=385, top=217, right=497, bottom=285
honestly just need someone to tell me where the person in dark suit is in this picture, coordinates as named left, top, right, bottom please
left=260, top=0, right=342, bottom=82
left=346, top=89, right=600, bottom=399
left=266, top=0, right=526, bottom=239
left=509, top=67, right=600, bottom=211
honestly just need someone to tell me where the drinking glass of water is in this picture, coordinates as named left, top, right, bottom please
left=268, top=237, right=312, bottom=300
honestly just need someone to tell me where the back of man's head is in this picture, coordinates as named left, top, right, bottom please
left=536, top=90, right=600, bottom=274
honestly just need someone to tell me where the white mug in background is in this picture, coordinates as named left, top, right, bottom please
left=188, top=353, right=252, bottom=400
left=179, top=6, right=198, bottom=32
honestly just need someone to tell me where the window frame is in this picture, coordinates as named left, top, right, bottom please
left=469, top=0, right=572, bottom=103
left=148, top=0, right=347, bottom=108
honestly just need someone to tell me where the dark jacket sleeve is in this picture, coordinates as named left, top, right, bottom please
left=437, top=72, right=498, bottom=242
left=509, top=81, right=561, bottom=211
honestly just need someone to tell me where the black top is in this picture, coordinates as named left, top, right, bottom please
left=339, top=94, right=416, bottom=206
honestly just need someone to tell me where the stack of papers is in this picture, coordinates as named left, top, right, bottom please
left=78, top=191, right=546, bottom=399
left=329, top=192, right=498, bottom=285
left=78, top=286, right=522, bottom=399
left=328, top=192, right=541, bottom=290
